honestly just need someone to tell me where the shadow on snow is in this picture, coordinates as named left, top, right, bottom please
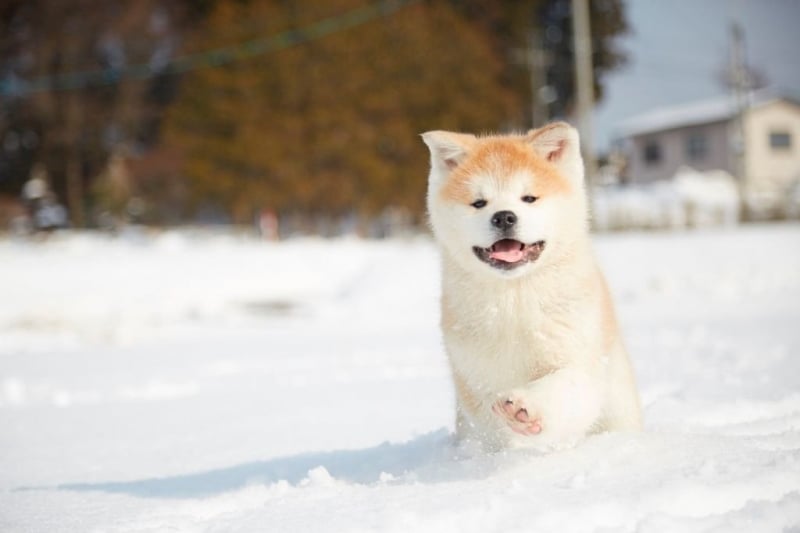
left=47, top=429, right=492, bottom=499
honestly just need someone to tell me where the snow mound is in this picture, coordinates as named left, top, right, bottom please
left=593, top=167, right=740, bottom=230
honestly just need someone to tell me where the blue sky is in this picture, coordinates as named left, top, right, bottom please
left=593, top=0, right=800, bottom=152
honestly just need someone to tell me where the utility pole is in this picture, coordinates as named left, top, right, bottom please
left=571, top=0, right=597, bottom=188
left=528, top=30, right=547, bottom=129
left=64, top=33, right=86, bottom=229
left=65, top=91, right=85, bottom=229
left=513, top=30, right=550, bottom=129
left=730, top=21, right=749, bottom=220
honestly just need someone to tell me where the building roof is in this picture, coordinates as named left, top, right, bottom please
left=614, top=89, right=800, bottom=139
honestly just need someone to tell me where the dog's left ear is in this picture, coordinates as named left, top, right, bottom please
left=526, top=122, right=584, bottom=188
left=421, top=131, right=476, bottom=183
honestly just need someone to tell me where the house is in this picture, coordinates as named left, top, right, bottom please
left=614, top=90, right=800, bottom=213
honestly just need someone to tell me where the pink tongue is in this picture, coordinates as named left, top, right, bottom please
left=489, top=240, right=524, bottom=263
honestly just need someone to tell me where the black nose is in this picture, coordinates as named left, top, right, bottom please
left=491, top=210, right=517, bottom=230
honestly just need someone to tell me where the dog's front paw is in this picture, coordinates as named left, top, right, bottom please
left=492, top=393, right=542, bottom=436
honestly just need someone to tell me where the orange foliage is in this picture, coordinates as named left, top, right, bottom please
left=163, top=0, right=521, bottom=223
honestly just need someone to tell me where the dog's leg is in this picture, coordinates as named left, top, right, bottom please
left=455, top=410, right=472, bottom=440
left=492, top=364, right=605, bottom=447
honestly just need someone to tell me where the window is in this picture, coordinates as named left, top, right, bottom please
left=769, top=131, right=792, bottom=150
left=643, top=141, right=662, bottom=166
left=685, top=132, right=708, bottom=161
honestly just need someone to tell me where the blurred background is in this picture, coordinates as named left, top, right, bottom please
left=0, top=0, right=798, bottom=237
left=3, top=4, right=800, bottom=529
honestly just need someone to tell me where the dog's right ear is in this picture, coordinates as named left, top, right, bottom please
left=526, top=122, right=584, bottom=188
left=421, top=131, right=476, bottom=180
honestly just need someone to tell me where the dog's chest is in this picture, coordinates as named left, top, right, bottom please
left=443, top=289, right=569, bottom=391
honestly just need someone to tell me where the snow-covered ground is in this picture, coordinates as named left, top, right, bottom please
left=1, top=224, right=799, bottom=532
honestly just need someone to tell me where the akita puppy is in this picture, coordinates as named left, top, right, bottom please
left=422, top=122, right=642, bottom=451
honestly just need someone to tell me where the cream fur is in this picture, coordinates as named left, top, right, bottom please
left=423, top=123, right=642, bottom=452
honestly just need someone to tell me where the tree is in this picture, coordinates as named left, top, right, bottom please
left=451, top=0, right=628, bottom=125
left=163, top=0, right=520, bottom=224
left=1, top=0, right=630, bottom=227
left=0, top=0, right=203, bottom=225
left=538, top=0, right=628, bottom=120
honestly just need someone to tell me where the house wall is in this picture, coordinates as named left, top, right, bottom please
left=744, top=100, right=800, bottom=195
left=625, top=121, right=732, bottom=183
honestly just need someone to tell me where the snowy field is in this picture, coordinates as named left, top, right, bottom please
left=1, top=224, right=800, bottom=532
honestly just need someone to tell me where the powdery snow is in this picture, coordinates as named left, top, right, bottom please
left=1, top=224, right=799, bottom=532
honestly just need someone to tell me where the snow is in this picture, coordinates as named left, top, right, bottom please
left=612, top=89, right=788, bottom=139
left=592, top=168, right=740, bottom=231
left=2, top=224, right=800, bottom=532
left=615, top=96, right=736, bottom=139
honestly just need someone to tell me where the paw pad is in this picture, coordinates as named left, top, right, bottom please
left=493, top=397, right=542, bottom=435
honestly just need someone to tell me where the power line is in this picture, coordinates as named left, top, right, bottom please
left=0, top=0, right=418, bottom=98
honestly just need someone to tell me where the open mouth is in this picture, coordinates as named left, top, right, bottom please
left=472, top=239, right=546, bottom=270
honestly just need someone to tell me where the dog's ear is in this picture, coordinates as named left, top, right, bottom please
left=526, top=122, right=584, bottom=188
left=421, top=131, right=476, bottom=180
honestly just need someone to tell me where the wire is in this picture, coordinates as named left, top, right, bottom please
left=1, top=0, right=418, bottom=98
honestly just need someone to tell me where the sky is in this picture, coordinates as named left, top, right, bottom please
left=593, top=0, right=800, bottom=152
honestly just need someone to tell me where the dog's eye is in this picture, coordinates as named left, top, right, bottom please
left=470, top=199, right=487, bottom=209
left=521, top=195, right=538, bottom=204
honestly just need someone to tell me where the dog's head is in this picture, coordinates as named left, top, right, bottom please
left=422, top=122, right=588, bottom=279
